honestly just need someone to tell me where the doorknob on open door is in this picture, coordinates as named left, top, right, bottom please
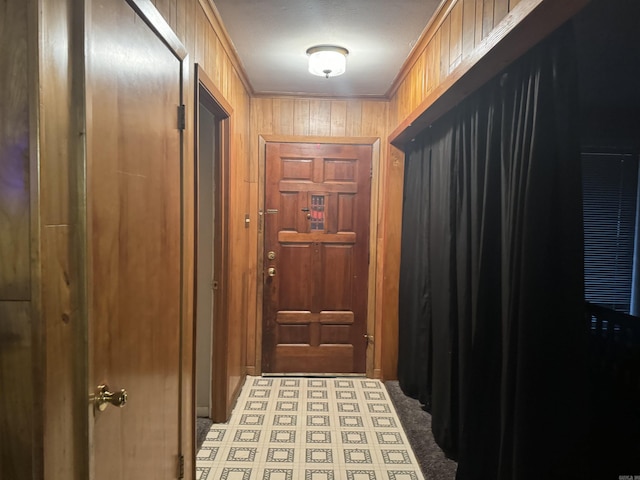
left=267, top=267, right=276, bottom=277
left=95, top=384, right=128, bottom=412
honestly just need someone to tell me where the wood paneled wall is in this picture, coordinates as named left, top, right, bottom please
left=157, top=0, right=252, bottom=421
left=129, top=0, right=254, bottom=463
left=388, top=0, right=588, bottom=140
left=2, top=0, right=253, bottom=478
left=249, top=97, right=397, bottom=378
left=38, top=0, right=88, bottom=478
left=0, top=0, right=35, bottom=478
left=389, top=0, right=523, bottom=129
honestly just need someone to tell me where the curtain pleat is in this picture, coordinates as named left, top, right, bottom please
left=397, top=24, right=588, bottom=479
left=399, top=144, right=433, bottom=406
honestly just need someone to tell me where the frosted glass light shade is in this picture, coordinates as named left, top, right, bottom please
left=307, top=46, right=348, bottom=78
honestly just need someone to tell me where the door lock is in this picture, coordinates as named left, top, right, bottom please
left=267, top=251, right=276, bottom=260
left=363, top=334, right=374, bottom=343
left=95, top=384, right=128, bottom=412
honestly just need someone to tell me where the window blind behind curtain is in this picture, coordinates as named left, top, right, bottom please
left=582, top=153, right=639, bottom=314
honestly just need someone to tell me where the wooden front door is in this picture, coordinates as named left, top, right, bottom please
left=262, top=142, right=372, bottom=373
left=87, top=1, right=184, bottom=478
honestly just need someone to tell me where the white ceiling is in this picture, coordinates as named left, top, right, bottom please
left=212, top=0, right=442, bottom=97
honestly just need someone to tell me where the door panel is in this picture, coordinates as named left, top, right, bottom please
left=87, top=1, right=183, bottom=478
left=262, top=143, right=372, bottom=373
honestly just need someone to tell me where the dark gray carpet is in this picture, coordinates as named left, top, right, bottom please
left=385, top=380, right=458, bottom=480
left=196, top=417, right=213, bottom=451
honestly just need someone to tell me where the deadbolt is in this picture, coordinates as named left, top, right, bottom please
left=95, top=384, right=128, bottom=412
left=267, top=251, right=276, bottom=260
left=267, top=267, right=276, bottom=277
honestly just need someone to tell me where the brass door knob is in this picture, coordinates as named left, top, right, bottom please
left=95, top=384, right=128, bottom=412
left=267, top=267, right=276, bottom=277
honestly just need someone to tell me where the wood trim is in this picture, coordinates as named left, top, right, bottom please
left=197, top=63, right=233, bottom=117
left=386, top=0, right=457, bottom=98
left=366, top=139, right=381, bottom=379
left=277, top=232, right=357, bottom=243
left=179, top=53, right=194, bottom=478
left=194, top=65, right=232, bottom=423
left=389, top=0, right=588, bottom=147
left=261, top=134, right=379, bottom=146
left=378, top=145, right=405, bottom=380
left=28, top=0, right=43, bottom=475
left=126, top=0, right=187, bottom=59
left=254, top=135, right=267, bottom=375
left=198, top=0, right=253, bottom=95
left=256, top=135, right=381, bottom=378
left=251, top=92, right=389, bottom=101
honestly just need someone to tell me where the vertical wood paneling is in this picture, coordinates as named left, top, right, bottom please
left=0, top=302, right=33, bottom=478
left=426, top=37, right=437, bottom=94
left=42, top=225, right=78, bottom=480
left=440, top=16, right=451, bottom=82
left=175, top=0, right=187, bottom=42
left=345, top=100, right=363, bottom=137
left=206, top=28, right=215, bottom=79
left=462, top=0, right=477, bottom=59
left=475, top=0, right=484, bottom=46
left=482, top=0, right=495, bottom=39
left=39, top=0, right=71, bottom=228
left=154, top=0, right=175, bottom=29
left=12, top=0, right=255, bottom=477
left=273, top=98, right=294, bottom=135
left=330, top=101, right=347, bottom=137
left=195, top=7, right=206, bottom=68
left=189, top=0, right=253, bottom=427
left=0, top=0, right=34, bottom=476
left=495, top=0, right=509, bottom=24
left=258, top=98, right=274, bottom=136
left=293, top=99, right=311, bottom=136
left=449, top=2, right=463, bottom=69
left=414, top=52, right=426, bottom=109
left=379, top=147, right=404, bottom=380
left=361, top=101, right=387, bottom=137
left=0, top=0, right=30, bottom=300
left=309, top=100, right=331, bottom=136
left=38, top=1, right=88, bottom=478
left=389, top=0, right=546, bottom=138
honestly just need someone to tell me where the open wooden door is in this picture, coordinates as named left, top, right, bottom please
left=262, top=142, right=373, bottom=374
left=86, top=1, right=187, bottom=478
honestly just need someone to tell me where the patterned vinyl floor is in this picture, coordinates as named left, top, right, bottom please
left=196, top=376, right=425, bottom=480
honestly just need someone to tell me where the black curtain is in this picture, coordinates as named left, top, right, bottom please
left=398, top=24, right=589, bottom=479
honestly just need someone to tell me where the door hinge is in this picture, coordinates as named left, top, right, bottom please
left=177, top=104, right=186, bottom=130
left=177, top=454, right=184, bottom=479
left=370, top=166, right=373, bottom=178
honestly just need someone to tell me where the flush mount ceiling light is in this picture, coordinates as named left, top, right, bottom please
left=306, top=45, right=348, bottom=78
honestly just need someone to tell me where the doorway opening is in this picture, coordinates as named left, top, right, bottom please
left=194, top=64, right=231, bottom=428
